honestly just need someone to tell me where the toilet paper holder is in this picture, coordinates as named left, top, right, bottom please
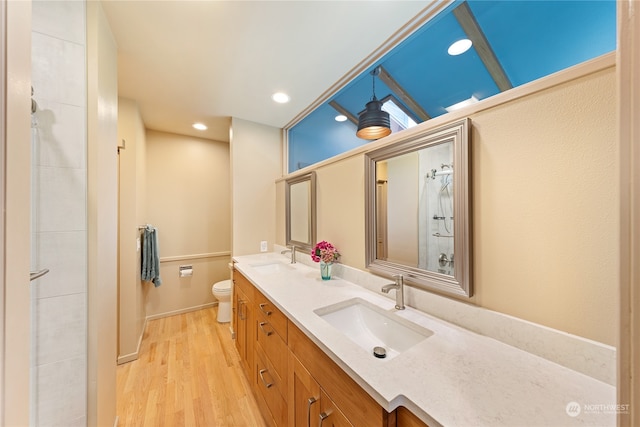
left=179, top=265, right=193, bottom=277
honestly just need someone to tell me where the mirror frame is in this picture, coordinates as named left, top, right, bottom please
left=285, top=171, right=317, bottom=252
left=365, top=118, right=472, bottom=297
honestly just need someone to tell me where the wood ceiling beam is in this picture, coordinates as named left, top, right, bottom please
left=453, top=1, right=513, bottom=92
left=378, top=66, right=431, bottom=121
left=328, top=100, right=358, bottom=125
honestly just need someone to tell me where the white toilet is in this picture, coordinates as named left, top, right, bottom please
left=212, top=279, right=232, bottom=323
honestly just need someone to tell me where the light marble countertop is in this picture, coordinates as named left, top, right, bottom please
left=233, top=252, right=616, bottom=427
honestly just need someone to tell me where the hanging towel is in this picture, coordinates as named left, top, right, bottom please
left=141, top=225, right=162, bottom=287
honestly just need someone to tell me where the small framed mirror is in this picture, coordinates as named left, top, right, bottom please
left=365, top=118, right=472, bottom=297
left=286, top=171, right=317, bottom=252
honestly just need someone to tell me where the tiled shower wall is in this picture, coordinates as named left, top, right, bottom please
left=31, top=1, right=87, bottom=425
left=418, top=143, right=454, bottom=275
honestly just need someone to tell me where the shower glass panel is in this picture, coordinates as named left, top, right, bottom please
left=419, top=145, right=454, bottom=276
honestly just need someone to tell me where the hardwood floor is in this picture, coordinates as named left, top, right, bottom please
left=117, top=307, right=267, bottom=426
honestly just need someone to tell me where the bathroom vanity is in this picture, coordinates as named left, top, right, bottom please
left=233, top=267, right=420, bottom=427
left=232, top=252, right=615, bottom=427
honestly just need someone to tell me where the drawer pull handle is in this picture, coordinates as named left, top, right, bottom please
left=307, top=397, right=317, bottom=427
left=318, top=412, right=330, bottom=427
left=259, top=303, right=272, bottom=316
left=259, top=368, right=273, bottom=388
left=238, top=301, right=246, bottom=320
left=259, top=321, right=273, bottom=336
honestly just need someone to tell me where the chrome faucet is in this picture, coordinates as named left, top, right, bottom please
left=381, top=274, right=405, bottom=310
left=280, top=245, right=297, bottom=264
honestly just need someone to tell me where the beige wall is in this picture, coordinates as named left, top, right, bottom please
left=231, top=118, right=282, bottom=256
left=278, top=66, right=617, bottom=346
left=471, top=67, right=616, bottom=345
left=87, top=2, right=118, bottom=425
left=313, top=156, right=366, bottom=267
left=117, top=97, right=147, bottom=361
left=3, top=1, right=32, bottom=424
left=144, top=129, right=230, bottom=317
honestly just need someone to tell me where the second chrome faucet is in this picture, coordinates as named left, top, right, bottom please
left=280, top=245, right=297, bottom=264
left=381, top=274, right=405, bottom=310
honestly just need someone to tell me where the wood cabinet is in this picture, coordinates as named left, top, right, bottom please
left=288, top=352, right=320, bottom=427
left=233, top=269, right=254, bottom=379
left=232, top=270, right=428, bottom=427
left=289, top=352, right=353, bottom=427
left=288, top=321, right=391, bottom=427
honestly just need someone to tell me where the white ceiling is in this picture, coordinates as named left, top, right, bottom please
left=100, top=1, right=428, bottom=142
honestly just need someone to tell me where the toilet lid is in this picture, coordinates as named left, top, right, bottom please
left=213, top=279, right=232, bottom=292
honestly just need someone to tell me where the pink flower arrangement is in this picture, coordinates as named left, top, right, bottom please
left=311, top=240, right=340, bottom=264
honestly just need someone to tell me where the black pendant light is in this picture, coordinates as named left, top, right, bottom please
left=356, top=67, right=391, bottom=140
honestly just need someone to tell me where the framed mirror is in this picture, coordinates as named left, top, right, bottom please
left=285, top=171, right=317, bottom=252
left=365, top=118, right=472, bottom=297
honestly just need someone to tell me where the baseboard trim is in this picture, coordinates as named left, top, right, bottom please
left=117, top=317, right=148, bottom=365
left=145, top=302, right=218, bottom=322
left=117, top=352, right=137, bottom=365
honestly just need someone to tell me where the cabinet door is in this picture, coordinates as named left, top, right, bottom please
left=234, top=286, right=253, bottom=378
left=396, top=407, right=429, bottom=427
left=234, top=286, right=246, bottom=359
left=232, top=279, right=239, bottom=338
left=318, top=390, right=352, bottom=427
left=233, top=270, right=256, bottom=380
left=289, top=322, right=388, bottom=426
left=289, top=353, right=320, bottom=427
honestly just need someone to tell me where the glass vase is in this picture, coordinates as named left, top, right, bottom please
left=320, top=261, right=332, bottom=280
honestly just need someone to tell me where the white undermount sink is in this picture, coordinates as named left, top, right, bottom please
left=249, top=261, right=294, bottom=275
left=314, top=298, right=433, bottom=360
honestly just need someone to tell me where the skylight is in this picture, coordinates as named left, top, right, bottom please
left=286, top=1, right=616, bottom=172
left=382, top=98, right=417, bottom=131
left=445, top=96, right=479, bottom=112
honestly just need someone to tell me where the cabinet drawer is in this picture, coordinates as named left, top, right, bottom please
left=256, top=317, right=288, bottom=389
left=234, top=285, right=254, bottom=381
left=255, top=289, right=288, bottom=341
left=255, top=345, right=287, bottom=427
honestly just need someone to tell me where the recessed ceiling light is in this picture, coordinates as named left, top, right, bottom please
left=445, top=95, right=479, bottom=112
left=335, top=115, right=347, bottom=122
left=447, top=39, right=473, bottom=56
left=272, top=92, right=290, bottom=103
left=192, top=123, right=207, bottom=130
